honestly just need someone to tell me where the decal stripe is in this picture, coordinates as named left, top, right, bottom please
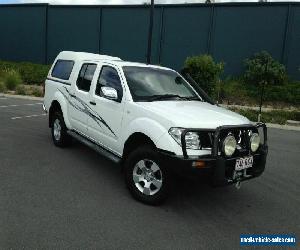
left=58, top=87, right=116, bottom=137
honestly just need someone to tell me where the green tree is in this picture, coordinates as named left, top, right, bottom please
left=183, top=55, right=224, bottom=95
left=244, top=51, right=287, bottom=85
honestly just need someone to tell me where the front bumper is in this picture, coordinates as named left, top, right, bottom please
left=159, top=146, right=268, bottom=186
left=159, top=123, right=268, bottom=186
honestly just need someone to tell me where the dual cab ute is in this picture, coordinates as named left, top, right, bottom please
left=43, top=51, right=268, bottom=205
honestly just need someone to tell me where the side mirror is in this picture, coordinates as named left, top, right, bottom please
left=101, top=86, right=118, bottom=100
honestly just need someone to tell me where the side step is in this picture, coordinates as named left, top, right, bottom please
left=67, top=131, right=121, bottom=164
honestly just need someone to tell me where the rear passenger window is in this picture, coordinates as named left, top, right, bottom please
left=51, top=60, right=74, bottom=80
left=76, top=64, right=97, bottom=92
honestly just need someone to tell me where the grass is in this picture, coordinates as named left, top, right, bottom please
left=215, top=78, right=300, bottom=107
left=0, top=81, right=6, bottom=93
left=0, top=61, right=44, bottom=97
left=230, top=108, right=300, bottom=124
left=0, top=60, right=50, bottom=85
left=15, top=84, right=43, bottom=97
left=1, top=69, right=22, bottom=90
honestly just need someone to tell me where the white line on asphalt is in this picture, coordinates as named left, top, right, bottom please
left=0, top=97, right=7, bottom=100
left=11, top=114, right=47, bottom=120
left=0, top=103, right=43, bottom=108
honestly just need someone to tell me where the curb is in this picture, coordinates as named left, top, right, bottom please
left=0, top=93, right=43, bottom=101
left=286, top=120, right=300, bottom=127
left=266, top=123, right=300, bottom=132
left=221, top=104, right=298, bottom=112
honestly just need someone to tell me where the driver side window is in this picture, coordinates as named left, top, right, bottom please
left=96, top=66, right=123, bottom=102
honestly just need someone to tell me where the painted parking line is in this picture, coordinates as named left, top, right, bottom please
left=0, top=103, right=43, bottom=108
left=11, top=114, right=46, bottom=120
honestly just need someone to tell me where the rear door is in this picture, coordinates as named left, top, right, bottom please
left=68, top=62, right=97, bottom=135
left=87, top=63, right=126, bottom=154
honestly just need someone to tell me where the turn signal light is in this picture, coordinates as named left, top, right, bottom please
left=192, top=161, right=206, bottom=169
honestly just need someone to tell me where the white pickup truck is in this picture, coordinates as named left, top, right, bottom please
left=43, top=51, right=268, bottom=205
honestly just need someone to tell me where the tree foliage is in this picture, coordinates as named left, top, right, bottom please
left=183, top=54, right=224, bottom=95
left=0, top=60, right=50, bottom=85
left=244, top=51, right=287, bottom=85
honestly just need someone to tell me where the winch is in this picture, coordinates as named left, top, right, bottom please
left=232, top=169, right=252, bottom=189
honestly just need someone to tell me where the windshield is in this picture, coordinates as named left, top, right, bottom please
left=123, top=66, right=201, bottom=102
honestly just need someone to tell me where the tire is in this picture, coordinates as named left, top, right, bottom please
left=51, top=111, right=71, bottom=147
left=124, top=145, right=171, bottom=205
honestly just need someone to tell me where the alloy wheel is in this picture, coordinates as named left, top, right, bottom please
left=132, top=159, right=163, bottom=196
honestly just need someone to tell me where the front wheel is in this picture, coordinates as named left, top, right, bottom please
left=124, top=145, right=171, bottom=205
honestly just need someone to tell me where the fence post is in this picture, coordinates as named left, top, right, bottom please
left=98, top=7, right=102, bottom=54
left=45, top=4, right=48, bottom=64
left=158, top=6, right=164, bottom=65
left=147, top=0, right=155, bottom=64
left=207, top=4, right=215, bottom=55
left=281, top=3, right=292, bottom=65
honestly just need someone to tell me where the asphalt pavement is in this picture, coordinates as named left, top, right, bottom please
left=0, top=96, right=299, bottom=249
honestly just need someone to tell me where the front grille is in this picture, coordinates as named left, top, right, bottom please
left=198, top=132, right=214, bottom=149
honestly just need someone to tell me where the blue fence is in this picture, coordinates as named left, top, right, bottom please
left=0, top=3, right=299, bottom=80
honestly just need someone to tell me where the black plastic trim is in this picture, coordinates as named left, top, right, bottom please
left=46, top=77, right=71, bottom=86
left=67, top=130, right=121, bottom=164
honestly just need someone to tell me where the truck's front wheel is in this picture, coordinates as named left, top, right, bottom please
left=124, top=145, right=171, bottom=205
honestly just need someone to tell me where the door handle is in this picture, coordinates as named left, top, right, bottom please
left=70, top=93, right=76, bottom=98
left=90, top=101, right=96, bottom=106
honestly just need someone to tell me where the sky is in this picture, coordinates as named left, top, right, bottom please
left=0, top=0, right=299, bottom=4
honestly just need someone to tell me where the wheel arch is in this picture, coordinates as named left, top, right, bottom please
left=49, top=96, right=70, bottom=129
left=49, top=100, right=61, bottom=127
left=120, top=116, right=178, bottom=160
left=122, top=132, right=156, bottom=162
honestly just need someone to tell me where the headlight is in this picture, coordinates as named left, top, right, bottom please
left=169, top=128, right=201, bottom=150
left=250, top=133, right=260, bottom=152
left=223, top=135, right=236, bottom=157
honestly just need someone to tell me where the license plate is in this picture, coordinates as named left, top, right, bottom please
left=235, top=156, right=253, bottom=171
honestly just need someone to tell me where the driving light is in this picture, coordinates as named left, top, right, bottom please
left=169, top=128, right=201, bottom=150
left=250, top=133, right=260, bottom=152
left=223, top=135, right=236, bottom=157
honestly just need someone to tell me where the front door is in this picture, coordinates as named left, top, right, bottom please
left=87, top=64, right=125, bottom=155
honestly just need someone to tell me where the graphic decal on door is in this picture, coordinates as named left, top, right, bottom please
left=58, top=87, right=116, bottom=137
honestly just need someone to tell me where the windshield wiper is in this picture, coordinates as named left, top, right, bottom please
left=180, top=96, right=201, bottom=101
left=142, top=94, right=200, bottom=102
left=147, top=94, right=183, bottom=101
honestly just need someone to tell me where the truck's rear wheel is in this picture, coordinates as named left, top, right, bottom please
left=51, top=112, right=71, bottom=147
left=124, top=145, right=171, bottom=205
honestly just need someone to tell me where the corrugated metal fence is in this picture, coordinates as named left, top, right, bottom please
left=0, top=3, right=299, bottom=79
